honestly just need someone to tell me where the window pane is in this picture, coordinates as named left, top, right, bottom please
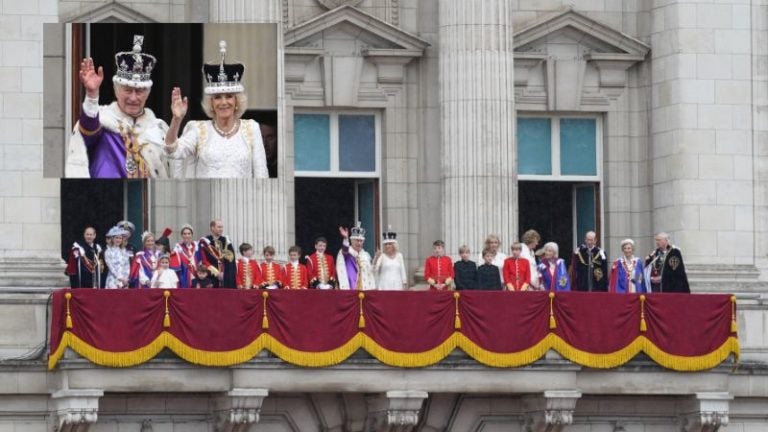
left=575, top=184, right=596, bottom=242
left=560, top=118, right=597, bottom=176
left=339, top=115, right=376, bottom=172
left=294, top=114, right=331, bottom=172
left=357, top=181, right=376, bottom=253
left=517, top=118, right=552, bottom=175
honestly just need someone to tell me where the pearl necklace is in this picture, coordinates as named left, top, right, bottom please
left=212, top=119, right=239, bottom=138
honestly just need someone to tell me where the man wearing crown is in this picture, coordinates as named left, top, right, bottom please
left=66, top=35, right=170, bottom=178
left=336, top=223, right=376, bottom=290
left=199, top=219, right=237, bottom=288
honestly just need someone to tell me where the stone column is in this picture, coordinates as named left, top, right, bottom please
left=438, top=0, right=516, bottom=256
left=204, top=0, right=289, bottom=257
left=649, top=0, right=756, bottom=272
left=0, top=0, right=66, bottom=288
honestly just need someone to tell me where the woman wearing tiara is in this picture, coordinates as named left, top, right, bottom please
left=373, top=227, right=408, bottom=290
left=609, top=238, right=648, bottom=294
left=164, top=40, right=268, bottom=178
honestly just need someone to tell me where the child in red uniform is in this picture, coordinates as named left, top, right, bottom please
left=283, top=245, right=309, bottom=289
left=424, top=240, right=454, bottom=290
left=503, top=242, right=531, bottom=291
left=236, top=243, right=262, bottom=289
left=260, top=245, right=283, bottom=290
left=306, top=236, right=336, bottom=289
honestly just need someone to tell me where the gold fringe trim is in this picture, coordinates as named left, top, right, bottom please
left=457, top=333, right=552, bottom=368
left=731, top=295, right=737, bottom=333
left=642, top=336, right=740, bottom=371
left=268, top=333, right=363, bottom=367
left=48, top=333, right=741, bottom=372
left=363, top=333, right=459, bottom=368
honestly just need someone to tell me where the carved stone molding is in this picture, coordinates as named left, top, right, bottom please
left=50, top=389, right=104, bottom=432
left=365, top=390, right=429, bottom=432
left=679, top=392, right=732, bottom=432
left=522, top=390, right=582, bottom=432
left=214, top=388, right=269, bottom=432
left=317, top=0, right=364, bottom=9
left=513, top=8, right=649, bottom=111
left=284, top=6, right=427, bottom=106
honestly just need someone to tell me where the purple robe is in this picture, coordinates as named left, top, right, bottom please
left=71, top=101, right=169, bottom=178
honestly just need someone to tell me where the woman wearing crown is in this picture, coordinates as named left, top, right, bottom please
left=164, top=41, right=268, bottom=178
left=373, top=227, right=408, bottom=290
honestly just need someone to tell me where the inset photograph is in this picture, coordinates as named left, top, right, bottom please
left=44, top=23, right=278, bottom=179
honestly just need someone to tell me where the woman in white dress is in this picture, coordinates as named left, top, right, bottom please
left=520, top=229, right=541, bottom=290
left=373, top=228, right=408, bottom=290
left=164, top=41, right=268, bottom=179
left=104, top=226, right=130, bottom=289
left=150, top=254, right=179, bottom=289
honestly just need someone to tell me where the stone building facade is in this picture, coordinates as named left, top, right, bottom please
left=0, top=0, right=767, bottom=430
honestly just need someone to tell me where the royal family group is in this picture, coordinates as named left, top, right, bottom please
left=66, top=219, right=690, bottom=294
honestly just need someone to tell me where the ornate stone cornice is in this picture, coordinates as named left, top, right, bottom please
left=679, top=392, right=732, bottom=432
left=214, top=388, right=269, bottom=432
left=522, top=390, right=582, bottom=432
left=51, top=389, right=104, bottom=432
left=365, top=390, right=428, bottom=432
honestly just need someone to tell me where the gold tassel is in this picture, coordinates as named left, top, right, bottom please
left=65, top=292, right=73, bottom=329
left=262, top=291, right=269, bottom=330
left=453, top=292, right=461, bottom=330
left=548, top=292, right=556, bottom=329
left=163, top=290, right=171, bottom=328
left=640, top=294, right=647, bottom=332
left=358, top=292, right=366, bottom=329
left=731, top=295, right=737, bottom=333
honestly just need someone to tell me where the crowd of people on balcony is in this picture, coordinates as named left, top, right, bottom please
left=65, top=218, right=690, bottom=294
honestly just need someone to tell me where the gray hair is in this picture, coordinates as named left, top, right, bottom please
left=542, top=242, right=559, bottom=258
left=201, top=92, right=248, bottom=119
left=655, top=232, right=670, bottom=240
left=620, top=238, right=635, bottom=249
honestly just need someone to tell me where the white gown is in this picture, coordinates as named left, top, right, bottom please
left=374, top=252, right=407, bottom=290
left=166, top=119, right=268, bottom=178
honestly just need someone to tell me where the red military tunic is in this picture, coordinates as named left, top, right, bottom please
left=283, top=262, right=309, bottom=289
left=502, top=257, right=531, bottom=291
left=260, top=261, right=283, bottom=289
left=307, top=252, right=336, bottom=288
left=236, top=258, right=262, bottom=289
left=424, top=255, right=454, bottom=290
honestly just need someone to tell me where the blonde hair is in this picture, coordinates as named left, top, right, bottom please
left=484, top=234, right=501, bottom=250
left=521, top=229, right=541, bottom=245
left=201, top=92, right=248, bottom=119
left=458, top=245, right=470, bottom=254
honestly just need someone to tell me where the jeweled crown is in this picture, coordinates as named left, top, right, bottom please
left=113, top=35, right=156, bottom=89
left=350, top=221, right=366, bottom=240
left=202, top=40, right=245, bottom=95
